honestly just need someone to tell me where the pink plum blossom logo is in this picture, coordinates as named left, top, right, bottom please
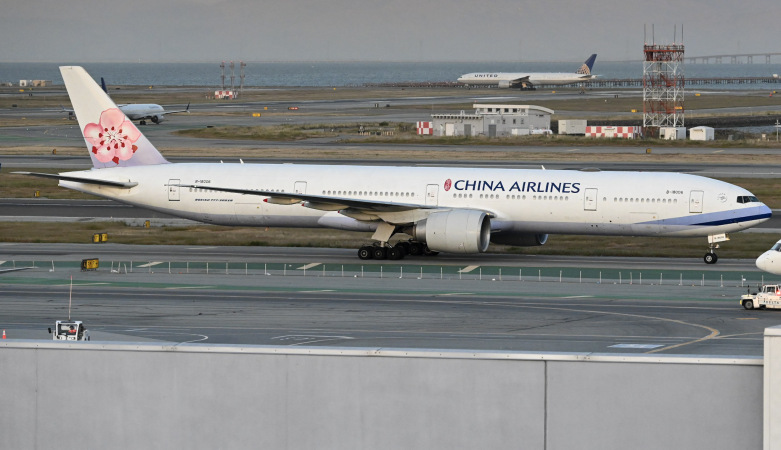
left=444, top=179, right=452, bottom=191
left=83, top=108, right=141, bottom=164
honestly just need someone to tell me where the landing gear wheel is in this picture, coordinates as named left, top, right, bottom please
left=704, top=252, right=718, bottom=264
left=408, top=242, right=425, bottom=256
left=743, top=300, right=754, bottom=310
left=387, top=246, right=404, bottom=260
left=372, top=247, right=388, bottom=260
left=140, top=120, right=146, bottom=125
left=358, top=246, right=374, bottom=260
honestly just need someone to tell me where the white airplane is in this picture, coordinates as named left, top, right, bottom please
left=16, top=66, right=772, bottom=263
left=458, top=54, right=598, bottom=89
left=61, top=77, right=190, bottom=125
left=100, top=77, right=189, bottom=125
left=756, top=239, right=781, bottom=274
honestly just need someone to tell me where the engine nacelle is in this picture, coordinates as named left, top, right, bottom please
left=151, top=114, right=164, bottom=124
left=498, top=80, right=512, bottom=89
left=490, top=232, right=548, bottom=247
left=412, top=210, right=490, bottom=254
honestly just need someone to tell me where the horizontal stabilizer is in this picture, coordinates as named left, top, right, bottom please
left=12, top=172, right=138, bottom=188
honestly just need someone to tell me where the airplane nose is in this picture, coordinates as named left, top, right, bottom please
left=758, top=204, right=772, bottom=223
left=757, top=251, right=774, bottom=272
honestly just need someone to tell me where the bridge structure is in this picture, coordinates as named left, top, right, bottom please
left=687, top=52, right=781, bottom=64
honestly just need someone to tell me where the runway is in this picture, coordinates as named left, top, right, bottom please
left=1, top=243, right=778, bottom=356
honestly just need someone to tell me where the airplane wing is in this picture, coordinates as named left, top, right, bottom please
left=159, top=102, right=190, bottom=116
left=12, top=172, right=139, bottom=188
left=174, top=183, right=431, bottom=214
left=511, top=76, right=531, bottom=88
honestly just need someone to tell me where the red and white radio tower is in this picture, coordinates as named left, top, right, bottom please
left=642, top=25, right=685, bottom=137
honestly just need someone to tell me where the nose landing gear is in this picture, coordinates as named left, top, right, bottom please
left=704, top=234, right=729, bottom=265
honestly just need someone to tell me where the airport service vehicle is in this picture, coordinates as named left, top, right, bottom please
left=15, top=66, right=772, bottom=263
left=458, top=54, right=598, bottom=89
left=740, top=285, right=781, bottom=310
left=48, top=320, right=90, bottom=341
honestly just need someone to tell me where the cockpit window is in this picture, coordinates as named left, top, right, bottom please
left=737, top=196, right=759, bottom=204
left=772, top=242, right=781, bottom=252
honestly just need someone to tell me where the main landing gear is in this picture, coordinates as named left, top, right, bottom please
left=359, top=222, right=438, bottom=260
left=358, top=241, right=439, bottom=261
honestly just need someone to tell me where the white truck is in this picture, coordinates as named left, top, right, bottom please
left=48, top=320, right=90, bottom=341
left=740, top=284, right=781, bottom=310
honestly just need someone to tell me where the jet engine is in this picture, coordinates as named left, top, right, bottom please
left=411, top=209, right=490, bottom=254
left=151, top=115, right=164, bottom=124
left=498, top=80, right=512, bottom=89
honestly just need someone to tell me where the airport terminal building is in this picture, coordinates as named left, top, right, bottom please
left=431, top=104, right=553, bottom=137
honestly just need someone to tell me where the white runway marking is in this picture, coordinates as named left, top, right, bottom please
left=436, top=292, right=474, bottom=296
left=610, top=344, right=664, bottom=349
left=272, top=335, right=353, bottom=346
left=297, top=263, right=321, bottom=270
left=560, top=295, right=595, bottom=299
left=459, top=265, right=479, bottom=273
left=136, top=262, right=164, bottom=268
left=164, top=286, right=215, bottom=290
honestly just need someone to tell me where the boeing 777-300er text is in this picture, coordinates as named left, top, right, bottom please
left=458, top=54, right=598, bottom=89
left=756, top=239, right=781, bottom=274
left=17, top=66, right=771, bottom=263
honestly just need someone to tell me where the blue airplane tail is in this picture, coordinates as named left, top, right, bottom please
left=577, top=54, right=598, bottom=75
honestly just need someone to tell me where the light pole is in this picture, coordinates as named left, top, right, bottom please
left=775, top=119, right=781, bottom=141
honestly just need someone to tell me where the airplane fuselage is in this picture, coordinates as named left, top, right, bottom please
left=60, top=163, right=770, bottom=239
left=119, top=104, right=166, bottom=122
left=457, top=72, right=593, bottom=87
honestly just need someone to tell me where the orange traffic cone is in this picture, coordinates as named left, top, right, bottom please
left=2, top=330, right=5, bottom=339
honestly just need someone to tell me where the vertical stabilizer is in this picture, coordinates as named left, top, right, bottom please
left=60, top=66, right=169, bottom=168
left=577, top=54, right=598, bottom=75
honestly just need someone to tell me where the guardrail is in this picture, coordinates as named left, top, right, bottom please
left=1, top=259, right=770, bottom=288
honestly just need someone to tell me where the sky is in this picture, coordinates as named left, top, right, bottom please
left=2, top=0, right=780, bottom=63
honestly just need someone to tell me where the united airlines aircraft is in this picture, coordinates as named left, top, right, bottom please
left=458, top=54, right=598, bottom=89
left=17, top=66, right=771, bottom=263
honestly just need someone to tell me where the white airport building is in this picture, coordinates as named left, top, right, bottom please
left=689, top=126, right=715, bottom=141
left=430, top=104, right=553, bottom=137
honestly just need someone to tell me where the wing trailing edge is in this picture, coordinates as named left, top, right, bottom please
left=12, top=172, right=138, bottom=188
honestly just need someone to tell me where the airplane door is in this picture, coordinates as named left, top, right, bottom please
left=426, top=184, right=439, bottom=206
left=584, top=188, right=598, bottom=211
left=168, top=179, right=180, bottom=201
left=690, top=190, right=704, bottom=213
left=294, top=181, right=307, bottom=195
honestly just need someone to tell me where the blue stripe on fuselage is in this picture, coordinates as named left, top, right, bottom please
left=638, top=205, right=771, bottom=227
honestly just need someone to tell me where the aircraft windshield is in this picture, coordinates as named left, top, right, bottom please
left=772, top=242, right=781, bottom=252
left=737, top=196, right=760, bottom=204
